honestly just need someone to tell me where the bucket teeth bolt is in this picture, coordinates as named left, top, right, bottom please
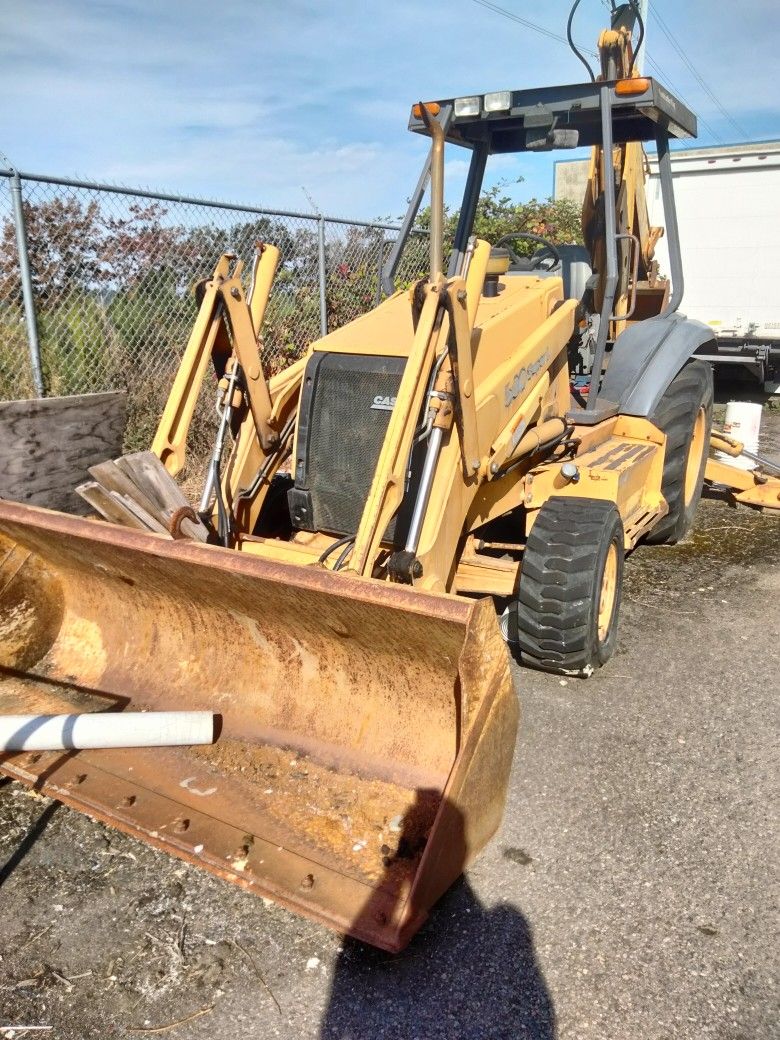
left=300, top=873, right=315, bottom=889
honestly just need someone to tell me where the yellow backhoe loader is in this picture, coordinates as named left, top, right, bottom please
left=1, top=2, right=778, bottom=951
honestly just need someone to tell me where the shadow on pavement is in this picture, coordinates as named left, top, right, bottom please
left=320, top=791, right=555, bottom=1040
left=320, top=878, right=555, bottom=1040
left=0, top=796, right=59, bottom=888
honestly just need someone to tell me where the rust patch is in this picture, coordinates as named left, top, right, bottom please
left=0, top=500, right=518, bottom=950
left=192, top=739, right=440, bottom=889
left=0, top=537, right=64, bottom=671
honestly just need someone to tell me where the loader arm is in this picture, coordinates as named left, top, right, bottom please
left=410, top=284, right=576, bottom=592
left=349, top=277, right=448, bottom=578
left=151, top=249, right=306, bottom=539
left=152, top=251, right=280, bottom=470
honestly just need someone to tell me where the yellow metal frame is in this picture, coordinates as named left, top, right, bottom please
left=706, top=432, right=780, bottom=511
left=146, top=19, right=777, bottom=602
left=152, top=248, right=281, bottom=475
left=154, top=243, right=694, bottom=597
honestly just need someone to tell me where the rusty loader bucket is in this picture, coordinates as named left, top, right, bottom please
left=0, top=500, right=518, bottom=952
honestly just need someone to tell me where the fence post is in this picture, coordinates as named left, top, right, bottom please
left=375, top=237, right=386, bottom=307
left=9, top=172, right=45, bottom=397
left=317, top=216, right=328, bottom=337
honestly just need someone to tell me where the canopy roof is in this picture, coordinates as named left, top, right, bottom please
left=408, top=79, right=697, bottom=152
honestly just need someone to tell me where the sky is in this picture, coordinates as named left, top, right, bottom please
left=1, top=1, right=778, bottom=222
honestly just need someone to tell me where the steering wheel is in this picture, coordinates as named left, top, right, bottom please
left=495, top=232, right=561, bottom=272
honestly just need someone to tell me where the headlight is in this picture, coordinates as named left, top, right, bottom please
left=454, top=95, right=481, bottom=118
left=484, top=91, right=511, bottom=113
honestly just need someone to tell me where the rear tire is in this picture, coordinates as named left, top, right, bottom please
left=645, top=360, right=713, bottom=545
left=510, top=497, right=624, bottom=676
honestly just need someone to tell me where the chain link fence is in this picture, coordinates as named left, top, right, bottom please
left=0, top=176, right=31, bottom=398
left=0, top=168, right=428, bottom=452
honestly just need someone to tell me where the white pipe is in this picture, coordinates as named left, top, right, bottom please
left=0, top=711, right=216, bottom=752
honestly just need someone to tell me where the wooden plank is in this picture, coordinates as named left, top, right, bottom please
left=87, top=459, right=166, bottom=522
left=76, top=481, right=174, bottom=538
left=115, top=451, right=190, bottom=511
left=94, top=453, right=209, bottom=541
left=0, top=392, right=126, bottom=515
left=115, top=451, right=210, bottom=541
left=112, top=492, right=173, bottom=537
left=75, top=481, right=150, bottom=530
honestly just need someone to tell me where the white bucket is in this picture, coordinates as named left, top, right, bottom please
left=716, top=400, right=763, bottom=470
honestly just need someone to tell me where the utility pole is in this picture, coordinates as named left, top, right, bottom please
left=634, top=0, right=649, bottom=73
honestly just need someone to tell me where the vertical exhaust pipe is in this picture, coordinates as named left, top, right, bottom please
left=418, top=104, right=445, bottom=281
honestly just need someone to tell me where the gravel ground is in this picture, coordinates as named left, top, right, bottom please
left=1, top=403, right=778, bottom=1040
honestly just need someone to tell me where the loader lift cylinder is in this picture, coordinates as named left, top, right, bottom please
left=199, top=359, right=242, bottom=543
left=404, top=425, right=444, bottom=558
left=397, top=106, right=451, bottom=571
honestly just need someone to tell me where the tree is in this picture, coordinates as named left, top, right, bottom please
left=0, top=197, right=105, bottom=306
left=416, top=179, right=583, bottom=257
left=101, top=202, right=185, bottom=290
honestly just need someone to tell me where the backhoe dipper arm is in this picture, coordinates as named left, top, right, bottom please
left=582, top=6, right=665, bottom=332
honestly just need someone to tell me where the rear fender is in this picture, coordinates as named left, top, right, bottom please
left=600, top=314, right=714, bottom=417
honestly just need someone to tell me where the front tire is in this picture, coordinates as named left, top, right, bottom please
left=646, top=360, right=713, bottom=545
left=510, top=497, right=625, bottom=676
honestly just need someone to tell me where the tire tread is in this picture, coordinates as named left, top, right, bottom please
left=646, top=360, right=714, bottom=545
left=512, top=496, right=623, bottom=675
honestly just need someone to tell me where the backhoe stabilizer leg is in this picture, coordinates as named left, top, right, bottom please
left=705, top=456, right=780, bottom=510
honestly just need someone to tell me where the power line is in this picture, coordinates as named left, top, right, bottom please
left=469, top=0, right=598, bottom=56
left=642, top=53, right=724, bottom=143
left=649, top=7, right=748, bottom=139
left=467, top=0, right=728, bottom=144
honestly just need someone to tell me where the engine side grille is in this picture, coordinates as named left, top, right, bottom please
left=290, top=352, right=408, bottom=538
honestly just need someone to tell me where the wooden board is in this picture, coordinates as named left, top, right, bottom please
left=77, top=452, right=208, bottom=541
left=0, top=392, right=127, bottom=515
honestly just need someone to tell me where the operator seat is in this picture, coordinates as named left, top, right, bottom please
left=556, top=244, right=592, bottom=302
left=491, top=243, right=592, bottom=303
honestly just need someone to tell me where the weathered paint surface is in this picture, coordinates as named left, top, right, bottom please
left=0, top=499, right=518, bottom=951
